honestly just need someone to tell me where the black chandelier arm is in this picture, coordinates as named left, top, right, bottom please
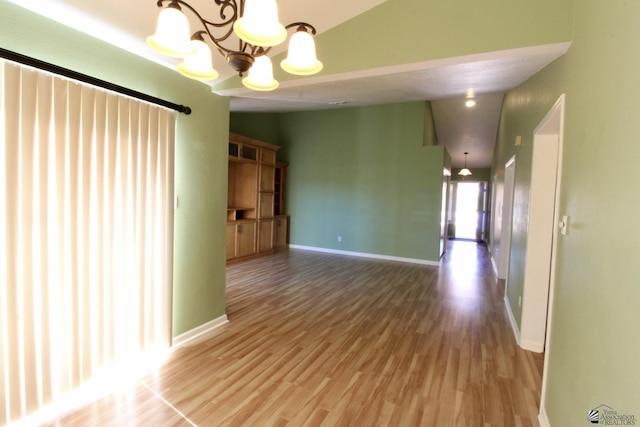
left=215, top=41, right=258, bottom=57
left=246, top=23, right=317, bottom=58
left=251, top=46, right=269, bottom=57
left=284, top=22, right=318, bottom=35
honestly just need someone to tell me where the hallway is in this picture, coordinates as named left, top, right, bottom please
left=43, top=241, right=543, bottom=426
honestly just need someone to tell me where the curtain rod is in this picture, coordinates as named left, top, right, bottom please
left=0, top=47, right=192, bottom=115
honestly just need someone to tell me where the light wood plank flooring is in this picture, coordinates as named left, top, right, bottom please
left=43, top=241, right=543, bottom=426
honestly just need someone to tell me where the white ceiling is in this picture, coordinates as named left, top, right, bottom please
left=222, top=45, right=570, bottom=168
left=9, top=0, right=570, bottom=169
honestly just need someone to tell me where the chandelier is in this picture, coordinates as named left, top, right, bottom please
left=458, top=152, right=472, bottom=176
left=147, top=0, right=323, bottom=91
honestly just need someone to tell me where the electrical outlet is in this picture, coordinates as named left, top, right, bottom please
left=337, top=236, right=342, bottom=242
left=518, top=296, right=522, bottom=308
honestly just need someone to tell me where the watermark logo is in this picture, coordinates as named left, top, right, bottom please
left=588, top=404, right=636, bottom=425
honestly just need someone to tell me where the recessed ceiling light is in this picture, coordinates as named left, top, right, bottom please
left=465, top=99, right=476, bottom=108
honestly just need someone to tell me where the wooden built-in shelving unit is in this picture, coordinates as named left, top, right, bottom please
left=227, top=133, right=288, bottom=262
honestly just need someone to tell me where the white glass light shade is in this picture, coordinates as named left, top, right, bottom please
left=242, top=56, right=279, bottom=91
left=176, top=39, right=219, bottom=81
left=233, top=0, right=287, bottom=47
left=147, top=6, right=194, bottom=57
left=281, top=30, right=323, bottom=75
left=458, top=168, right=472, bottom=176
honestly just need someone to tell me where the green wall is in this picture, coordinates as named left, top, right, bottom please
left=233, top=102, right=448, bottom=262
left=0, top=1, right=229, bottom=337
left=229, top=112, right=281, bottom=148
left=493, top=0, right=640, bottom=424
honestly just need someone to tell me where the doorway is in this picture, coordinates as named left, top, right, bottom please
left=535, top=94, right=565, bottom=424
left=521, top=94, right=564, bottom=353
left=455, top=182, right=481, bottom=240
left=449, top=181, right=488, bottom=241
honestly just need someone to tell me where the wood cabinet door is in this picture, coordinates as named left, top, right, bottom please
left=275, top=216, right=288, bottom=248
left=259, top=164, right=275, bottom=192
left=261, top=148, right=276, bottom=165
left=258, top=193, right=274, bottom=218
left=258, top=220, right=274, bottom=252
left=237, top=221, right=256, bottom=257
left=226, top=223, right=237, bottom=259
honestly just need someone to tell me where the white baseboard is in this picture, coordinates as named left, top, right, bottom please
left=538, top=405, right=551, bottom=427
left=520, top=338, right=544, bottom=353
left=504, top=295, right=521, bottom=346
left=289, top=245, right=440, bottom=266
left=490, top=254, right=499, bottom=276
left=171, top=314, right=229, bottom=349
left=503, top=299, right=544, bottom=353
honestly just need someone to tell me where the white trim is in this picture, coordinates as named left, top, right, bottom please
left=535, top=93, right=566, bottom=135
left=289, top=245, right=440, bottom=266
left=171, top=314, right=229, bottom=349
left=520, top=338, right=544, bottom=353
left=539, top=93, right=566, bottom=415
left=505, top=154, right=516, bottom=168
left=518, top=132, right=559, bottom=355
left=504, top=294, right=521, bottom=345
left=498, top=157, right=516, bottom=279
left=538, top=405, right=551, bottom=427
left=490, top=254, right=499, bottom=276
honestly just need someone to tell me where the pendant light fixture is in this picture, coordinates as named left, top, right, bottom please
left=147, top=0, right=323, bottom=91
left=458, top=152, right=473, bottom=176
left=242, top=55, right=279, bottom=91
left=281, top=26, right=324, bottom=75
left=176, top=32, right=219, bottom=81
left=233, top=0, right=287, bottom=47
left=147, top=2, right=193, bottom=57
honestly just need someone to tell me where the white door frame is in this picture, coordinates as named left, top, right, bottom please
left=498, top=156, right=516, bottom=283
left=536, top=94, right=566, bottom=426
left=489, top=173, right=500, bottom=272
left=519, top=106, right=563, bottom=352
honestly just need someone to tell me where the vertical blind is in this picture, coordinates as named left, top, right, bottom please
left=0, top=60, right=175, bottom=425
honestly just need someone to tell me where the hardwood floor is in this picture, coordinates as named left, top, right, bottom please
left=43, top=241, right=543, bottom=426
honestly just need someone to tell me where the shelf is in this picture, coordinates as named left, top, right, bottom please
left=229, top=141, right=257, bottom=161
left=227, top=133, right=284, bottom=262
left=227, top=207, right=256, bottom=221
